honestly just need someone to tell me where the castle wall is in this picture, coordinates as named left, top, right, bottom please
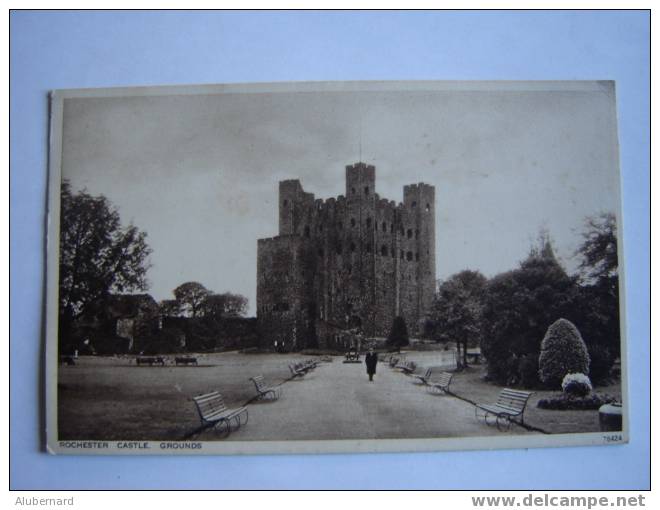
left=257, top=163, right=435, bottom=350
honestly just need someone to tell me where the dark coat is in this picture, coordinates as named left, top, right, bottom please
left=365, top=352, right=378, bottom=374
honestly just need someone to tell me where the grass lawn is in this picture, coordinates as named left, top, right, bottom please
left=57, top=352, right=309, bottom=441
left=448, top=363, right=622, bottom=434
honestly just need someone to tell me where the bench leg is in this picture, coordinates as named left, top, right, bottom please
left=475, top=407, right=496, bottom=427
left=496, top=415, right=512, bottom=432
left=212, top=419, right=231, bottom=438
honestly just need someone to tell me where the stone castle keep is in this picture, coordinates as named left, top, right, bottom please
left=257, top=162, right=435, bottom=350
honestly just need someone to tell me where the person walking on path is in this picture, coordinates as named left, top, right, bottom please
left=365, top=347, right=378, bottom=382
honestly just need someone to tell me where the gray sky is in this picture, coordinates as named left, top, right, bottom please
left=60, top=82, right=621, bottom=316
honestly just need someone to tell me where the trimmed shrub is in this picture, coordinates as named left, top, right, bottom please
left=562, top=373, right=592, bottom=398
left=538, top=318, right=590, bottom=388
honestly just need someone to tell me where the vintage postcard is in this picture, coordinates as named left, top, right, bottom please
left=45, top=81, right=627, bottom=454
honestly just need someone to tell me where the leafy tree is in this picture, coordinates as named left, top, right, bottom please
left=173, top=282, right=210, bottom=318
left=577, top=212, right=618, bottom=285
left=58, top=181, right=152, bottom=348
left=573, top=213, right=620, bottom=382
left=429, top=270, right=487, bottom=368
left=202, top=292, right=248, bottom=319
left=538, top=318, right=591, bottom=388
left=386, top=316, right=409, bottom=351
left=481, top=233, right=580, bottom=386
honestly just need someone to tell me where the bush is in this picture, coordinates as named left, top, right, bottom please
left=586, top=344, right=615, bottom=384
left=562, top=373, right=592, bottom=397
left=537, top=393, right=617, bottom=410
left=387, top=316, right=409, bottom=350
left=518, top=354, right=541, bottom=388
left=538, top=318, right=590, bottom=388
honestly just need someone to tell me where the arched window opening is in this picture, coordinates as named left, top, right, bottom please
left=407, top=229, right=413, bottom=239
left=366, top=217, right=372, bottom=228
left=425, top=203, right=430, bottom=212
left=350, top=242, right=356, bottom=252
left=364, top=186, right=369, bottom=196
left=412, top=201, right=417, bottom=208
left=415, top=229, right=419, bottom=239
left=304, top=225, right=310, bottom=238
left=406, top=251, right=413, bottom=261
left=381, top=245, right=388, bottom=256
left=283, top=199, right=288, bottom=207
left=350, top=218, right=356, bottom=228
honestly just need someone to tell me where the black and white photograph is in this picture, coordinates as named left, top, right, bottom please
left=45, top=81, right=626, bottom=455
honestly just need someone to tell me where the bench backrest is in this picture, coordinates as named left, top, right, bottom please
left=193, top=391, right=227, bottom=421
left=423, top=367, right=433, bottom=378
left=496, top=388, right=533, bottom=411
left=433, top=372, right=453, bottom=387
left=251, top=375, right=268, bottom=392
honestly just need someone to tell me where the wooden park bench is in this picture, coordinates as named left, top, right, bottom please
left=289, top=363, right=307, bottom=378
left=136, top=356, right=165, bottom=366
left=395, top=360, right=417, bottom=375
left=192, top=391, right=248, bottom=437
left=465, top=349, right=483, bottom=364
left=303, top=359, right=318, bottom=370
left=426, top=372, right=454, bottom=394
left=411, top=367, right=434, bottom=385
left=475, top=388, right=534, bottom=431
left=175, top=356, right=198, bottom=366
left=250, top=375, right=282, bottom=400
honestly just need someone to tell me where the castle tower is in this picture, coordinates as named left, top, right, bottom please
left=343, top=163, right=377, bottom=334
left=402, top=183, right=436, bottom=332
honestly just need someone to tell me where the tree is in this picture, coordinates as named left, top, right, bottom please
left=387, top=316, right=409, bottom=351
left=573, top=213, right=620, bottom=382
left=429, top=270, right=487, bottom=368
left=481, top=232, right=580, bottom=387
left=202, top=292, right=248, bottom=319
left=538, top=318, right=591, bottom=388
left=173, top=282, right=210, bottom=318
left=58, top=181, right=152, bottom=347
left=577, top=212, right=618, bottom=285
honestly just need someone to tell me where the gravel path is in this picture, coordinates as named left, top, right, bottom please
left=197, top=357, right=536, bottom=441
